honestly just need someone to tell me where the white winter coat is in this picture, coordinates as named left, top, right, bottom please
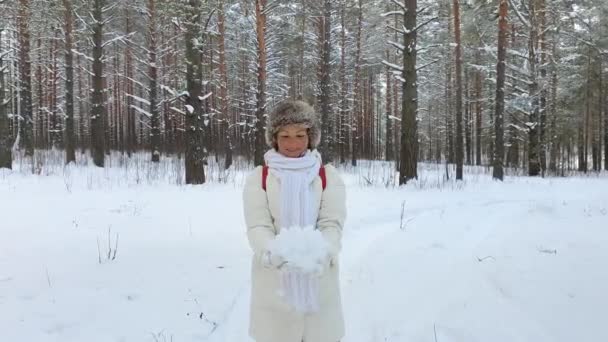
left=242, top=164, right=346, bottom=342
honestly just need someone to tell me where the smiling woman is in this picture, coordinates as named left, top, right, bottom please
left=243, top=100, right=346, bottom=342
left=276, top=124, right=309, bottom=158
left=264, top=100, right=321, bottom=153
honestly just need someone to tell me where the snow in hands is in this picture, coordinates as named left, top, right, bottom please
left=268, top=226, right=329, bottom=274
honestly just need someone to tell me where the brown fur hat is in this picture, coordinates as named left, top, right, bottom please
left=265, top=100, right=321, bottom=149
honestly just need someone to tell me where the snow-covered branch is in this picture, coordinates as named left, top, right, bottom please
left=505, top=63, right=532, bottom=80
left=130, top=105, right=152, bottom=118
left=417, top=44, right=441, bottom=53
left=101, top=16, right=113, bottom=26
left=505, top=74, right=532, bottom=89
left=381, top=10, right=404, bottom=17
left=506, top=48, right=529, bottom=60
left=382, top=60, right=404, bottom=72
left=126, top=94, right=151, bottom=106
left=71, top=49, right=94, bottom=62
left=160, top=84, right=178, bottom=97
left=74, top=12, right=90, bottom=31
left=561, top=31, right=601, bottom=52
left=262, top=2, right=279, bottom=16
left=508, top=0, right=530, bottom=29
left=102, top=3, right=118, bottom=13
left=123, top=75, right=145, bottom=89
left=387, top=40, right=405, bottom=51
left=170, top=107, right=186, bottom=116
left=198, top=92, right=213, bottom=101
left=102, top=32, right=136, bottom=49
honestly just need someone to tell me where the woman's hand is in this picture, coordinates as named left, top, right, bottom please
left=261, top=250, right=288, bottom=269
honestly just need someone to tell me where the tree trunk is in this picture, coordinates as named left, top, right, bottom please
left=339, top=1, right=347, bottom=164
left=351, top=0, right=363, bottom=167
left=49, top=29, right=60, bottom=149
left=76, top=42, right=87, bottom=154
left=113, top=46, right=123, bottom=154
left=318, top=0, right=333, bottom=161
left=475, top=48, right=482, bottom=166
left=446, top=62, right=454, bottom=164
left=35, top=37, right=44, bottom=150
left=148, top=0, right=160, bottom=162
left=492, top=0, right=508, bottom=181
left=593, top=59, right=601, bottom=171
left=538, top=0, right=547, bottom=174
left=453, top=0, right=464, bottom=180
left=527, top=0, right=540, bottom=176
left=548, top=15, right=559, bottom=173
left=445, top=2, right=454, bottom=165
left=464, top=68, right=472, bottom=165
left=580, top=48, right=592, bottom=173
left=392, top=10, right=401, bottom=171
left=393, top=66, right=400, bottom=171
left=90, top=0, right=106, bottom=167
left=184, top=0, right=206, bottom=184
left=125, top=10, right=135, bottom=157
left=385, top=49, right=393, bottom=161
left=63, top=0, right=76, bottom=164
left=398, top=0, right=418, bottom=184
left=600, top=61, right=608, bottom=171
left=0, top=28, right=11, bottom=169
left=253, top=0, right=267, bottom=166
left=218, top=0, right=232, bottom=169
left=17, top=0, right=34, bottom=157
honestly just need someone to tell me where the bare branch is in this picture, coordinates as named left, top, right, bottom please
left=390, top=0, right=406, bottom=11
left=102, top=2, right=118, bottom=13
left=561, top=31, right=601, bottom=52
left=414, top=17, right=438, bottom=33
left=203, top=9, right=216, bottom=32
left=387, top=25, right=406, bottom=35
left=477, top=255, right=495, bottom=262
left=416, top=59, right=439, bottom=71
left=508, top=0, right=530, bottom=29
left=417, top=44, right=442, bottom=53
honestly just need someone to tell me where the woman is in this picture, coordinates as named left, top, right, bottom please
left=243, top=100, right=346, bottom=342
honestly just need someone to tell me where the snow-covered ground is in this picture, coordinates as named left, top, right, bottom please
left=1, top=154, right=607, bottom=342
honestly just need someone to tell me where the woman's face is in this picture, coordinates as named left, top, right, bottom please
left=276, top=124, right=309, bottom=158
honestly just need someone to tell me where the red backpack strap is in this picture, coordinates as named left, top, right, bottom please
left=262, top=164, right=326, bottom=191
left=262, top=165, right=269, bottom=191
left=319, top=165, right=326, bottom=190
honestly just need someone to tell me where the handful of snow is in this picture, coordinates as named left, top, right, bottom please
left=268, top=225, right=329, bottom=274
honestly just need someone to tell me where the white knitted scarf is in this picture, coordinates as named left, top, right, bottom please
left=264, top=148, right=322, bottom=313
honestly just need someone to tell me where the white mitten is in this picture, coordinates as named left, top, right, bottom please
left=312, top=254, right=332, bottom=277
left=261, top=250, right=287, bottom=269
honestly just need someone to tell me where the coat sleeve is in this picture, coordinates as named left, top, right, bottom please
left=243, top=166, right=276, bottom=259
left=317, top=165, right=346, bottom=260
